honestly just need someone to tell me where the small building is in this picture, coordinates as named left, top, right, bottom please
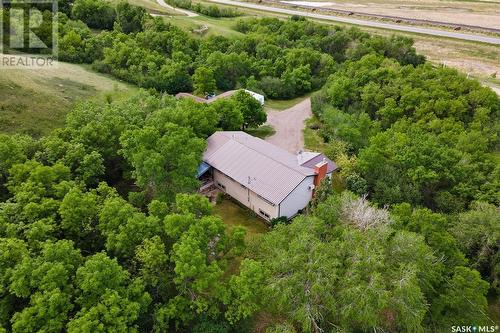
left=198, top=131, right=337, bottom=221
left=242, top=89, right=265, bottom=105
left=175, top=89, right=265, bottom=106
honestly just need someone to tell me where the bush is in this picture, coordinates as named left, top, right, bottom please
left=216, top=192, right=224, bottom=204
left=115, top=1, right=146, bottom=33
left=270, top=216, right=288, bottom=227
left=71, top=0, right=116, bottom=30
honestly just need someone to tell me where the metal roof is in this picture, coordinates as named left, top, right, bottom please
left=175, top=90, right=264, bottom=105
left=196, top=162, right=211, bottom=178
left=299, top=152, right=338, bottom=173
left=204, top=131, right=327, bottom=205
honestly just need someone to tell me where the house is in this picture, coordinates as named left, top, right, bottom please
left=175, top=89, right=265, bottom=106
left=198, top=131, right=337, bottom=220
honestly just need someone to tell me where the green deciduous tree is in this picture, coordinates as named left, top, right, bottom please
left=120, top=123, right=205, bottom=200
left=254, top=213, right=432, bottom=332
left=209, top=99, right=244, bottom=131
left=432, top=266, right=490, bottom=330
left=115, top=1, right=146, bottom=34
left=452, top=202, right=500, bottom=293
left=193, top=66, right=217, bottom=96
left=70, top=253, right=151, bottom=331
left=71, top=0, right=116, bottom=30
left=232, top=90, right=266, bottom=130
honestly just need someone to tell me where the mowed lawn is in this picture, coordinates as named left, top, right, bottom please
left=213, top=197, right=269, bottom=242
left=246, top=124, right=276, bottom=139
left=0, top=61, right=135, bottom=136
left=166, top=15, right=245, bottom=38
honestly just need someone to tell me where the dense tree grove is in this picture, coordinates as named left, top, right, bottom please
left=312, top=54, right=499, bottom=212
left=71, top=0, right=116, bottom=30
left=307, top=52, right=499, bottom=325
left=247, top=192, right=493, bottom=332
left=167, top=0, right=242, bottom=17
left=0, top=91, right=267, bottom=332
left=54, top=8, right=424, bottom=99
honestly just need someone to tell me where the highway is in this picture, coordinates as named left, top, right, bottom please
left=209, top=0, right=500, bottom=45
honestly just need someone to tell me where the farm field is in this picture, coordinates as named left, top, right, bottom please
left=0, top=60, right=135, bottom=136
left=278, top=0, right=500, bottom=30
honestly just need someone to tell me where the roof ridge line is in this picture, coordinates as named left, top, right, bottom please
left=226, top=132, right=312, bottom=177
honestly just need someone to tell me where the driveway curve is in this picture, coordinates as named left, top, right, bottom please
left=156, top=0, right=199, bottom=17
left=264, top=98, right=312, bottom=154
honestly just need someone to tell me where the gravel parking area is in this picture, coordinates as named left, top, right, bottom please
left=264, top=98, right=312, bottom=154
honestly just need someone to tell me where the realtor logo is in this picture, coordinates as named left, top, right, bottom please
left=0, top=0, right=58, bottom=68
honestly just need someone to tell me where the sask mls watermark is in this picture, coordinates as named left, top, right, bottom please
left=1, top=0, right=58, bottom=69
left=452, top=325, right=499, bottom=333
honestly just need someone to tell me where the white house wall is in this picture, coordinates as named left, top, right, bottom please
left=213, top=169, right=279, bottom=220
left=279, top=176, right=315, bottom=218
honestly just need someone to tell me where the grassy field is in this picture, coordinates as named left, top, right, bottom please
left=213, top=197, right=269, bottom=242
left=303, top=117, right=327, bottom=152
left=246, top=125, right=276, bottom=139
left=0, top=61, right=136, bottom=136
left=115, top=0, right=177, bottom=14
left=264, top=93, right=313, bottom=110
left=166, top=15, right=246, bottom=38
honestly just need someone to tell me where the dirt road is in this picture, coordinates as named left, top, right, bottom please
left=156, top=0, right=199, bottom=16
left=265, top=98, right=312, bottom=154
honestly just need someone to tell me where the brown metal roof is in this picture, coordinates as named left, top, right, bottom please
left=204, top=132, right=321, bottom=205
left=299, top=153, right=338, bottom=173
left=175, top=92, right=207, bottom=103
left=175, top=91, right=239, bottom=104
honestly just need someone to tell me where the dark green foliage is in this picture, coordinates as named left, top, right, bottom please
left=115, top=1, right=146, bottom=34
left=391, top=203, right=467, bottom=273
left=191, top=3, right=241, bottom=17
left=1, top=8, right=497, bottom=332
left=71, top=0, right=116, bottom=30
left=432, top=266, right=490, bottom=330
left=0, top=134, right=35, bottom=200
left=232, top=90, right=266, bottom=129
left=451, top=202, right=500, bottom=293
left=309, top=176, right=334, bottom=208
left=269, top=216, right=288, bottom=227
left=313, top=54, right=499, bottom=211
left=0, top=91, right=261, bottom=332
left=253, top=192, right=491, bottom=332
left=54, top=14, right=426, bottom=100
left=165, top=0, right=241, bottom=17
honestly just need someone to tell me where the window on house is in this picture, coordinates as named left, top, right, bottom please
left=259, top=209, right=270, bottom=219
left=217, top=182, right=226, bottom=190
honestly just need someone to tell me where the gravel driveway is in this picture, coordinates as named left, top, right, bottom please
left=264, top=98, right=312, bottom=154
